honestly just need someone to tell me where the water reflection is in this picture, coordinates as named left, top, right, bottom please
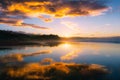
left=61, top=42, right=72, bottom=49
left=0, top=41, right=61, bottom=50
left=61, top=50, right=79, bottom=61
left=0, top=52, right=109, bottom=80
left=0, top=42, right=120, bottom=80
left=0, top=50, right=51, bottom=63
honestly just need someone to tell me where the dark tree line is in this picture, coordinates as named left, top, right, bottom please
left=0, top=30, right=60, bottom=41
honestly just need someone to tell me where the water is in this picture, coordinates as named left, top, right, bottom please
left=0, top=41, right=120, bottom=80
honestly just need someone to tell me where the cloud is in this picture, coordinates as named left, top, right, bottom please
left=5, top=0, right=109, bottom=17
left=38, top=16, right=53, bottom=22
left=0, top=16, right=49, bottom=29
left=0, top=17, right=23, bottom=26
left=0, top=0, right=109, bottom=17
left=21, top=23, right=49, bottom=29
left=0, top=0, right=109, bottom=28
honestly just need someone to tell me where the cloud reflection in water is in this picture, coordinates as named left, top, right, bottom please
left=0, top=50, right=110, bottom=80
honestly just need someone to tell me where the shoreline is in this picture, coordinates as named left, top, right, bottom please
left=0, top=39, right=120, bottom=47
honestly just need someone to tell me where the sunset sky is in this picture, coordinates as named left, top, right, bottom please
left=0, top=0, right=120, bottom=37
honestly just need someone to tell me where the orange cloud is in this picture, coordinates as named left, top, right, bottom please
left=38, top=16, right=53, bottom=22
left=6, top=0, right=109, bottom=17
left=5, top=0, right=109, bottom=18
left=0, top=0, right=109, bottom=28
left=0, top=17, right=49, bottom=29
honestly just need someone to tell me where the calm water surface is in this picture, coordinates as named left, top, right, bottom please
left=0, top=41, right=120, bottom=79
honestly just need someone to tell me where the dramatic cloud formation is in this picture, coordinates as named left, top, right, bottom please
left=0, top=0, right=109, bottom=28
left=5, top=0, right=109, bottom=17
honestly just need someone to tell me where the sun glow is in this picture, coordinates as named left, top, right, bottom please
left=63, top=34, right=71, bottom=38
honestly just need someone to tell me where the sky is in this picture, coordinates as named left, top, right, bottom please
left=0, top=0, right=120, bottom=37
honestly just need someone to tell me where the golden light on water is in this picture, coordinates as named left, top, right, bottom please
left=61, top=42, right=71, bottom=49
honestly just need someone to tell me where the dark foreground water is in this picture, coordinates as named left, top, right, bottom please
left=0, top=41, right=120, bottom=80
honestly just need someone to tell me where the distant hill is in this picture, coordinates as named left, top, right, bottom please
left=0, top=30, right=60, bottom=41
left=68, top=37, right=120, bottom=43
